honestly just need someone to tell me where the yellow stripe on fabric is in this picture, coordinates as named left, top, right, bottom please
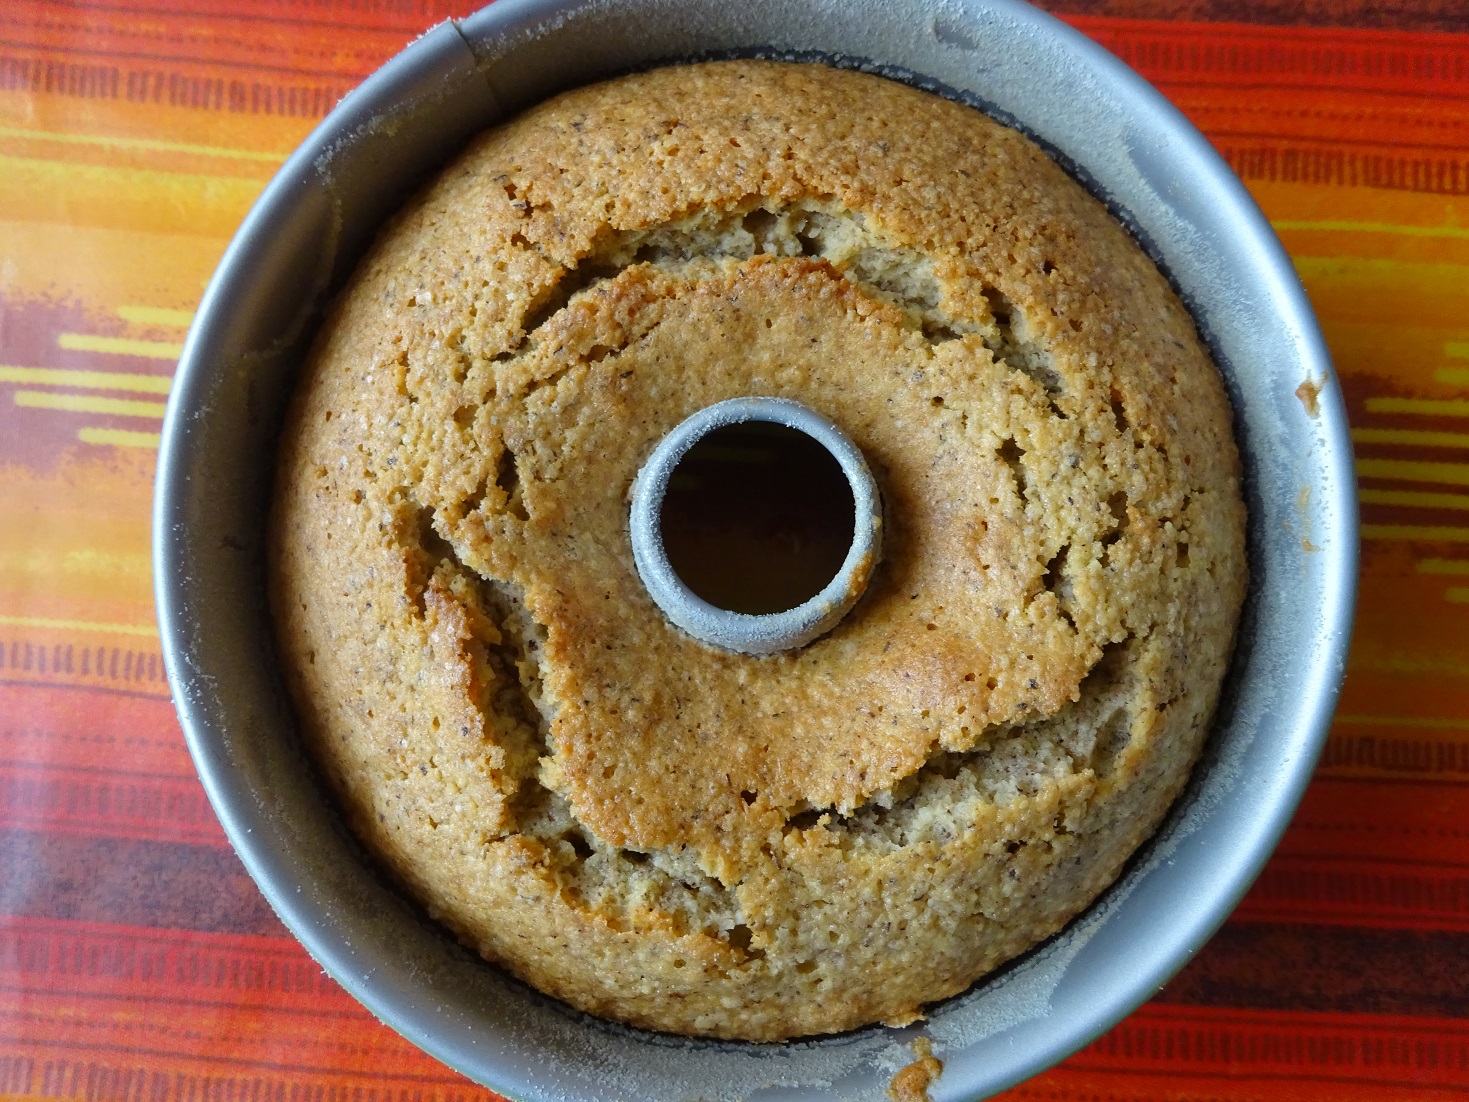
left=0, top=365, right=171, bottom=394
left=116, top=305, right=194, bottom=328
left=1357, top=458, right=1469, bottom=487
left=0, top=125, right=285, bottom=164
left=1366, top=398, right=1469, bottom=418
left=0, top=154, right=264, bottom=238
left=14, top=391, right=166, bottom=418
left=57, top=334, right=183, bottom=360
left=1437, top=369, right=1469, bottom=387
left=1353, top=428, right=1469, bottom=450
left=1418, top=559, right=1469, bottom=576
left=1359, top=489, right=1469, bottom=512
left=78, top=427, right=162, bottom=449
left=0, top=614, right=157, bottom=637
left=1447, top=342, right=1469, bottom=360
left=1448, top=588, right=1469, bottom=605
left=1335, top=713, right=1469, bottom=730
left=1361, top=524, right=1469, bottom=543
left=1273, top=220, right=1469, bottom=240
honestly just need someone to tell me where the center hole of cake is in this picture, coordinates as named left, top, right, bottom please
left=659, top=421, right=856, bottom=616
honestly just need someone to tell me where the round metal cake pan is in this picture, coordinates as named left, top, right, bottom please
left=153, top=1, right=1359, bottom=1099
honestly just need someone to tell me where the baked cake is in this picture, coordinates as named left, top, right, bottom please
left=270, top=60, right=1247, bottom=1041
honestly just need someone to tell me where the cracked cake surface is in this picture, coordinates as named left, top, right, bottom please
left=269, top=60, right=1247, bottom=1041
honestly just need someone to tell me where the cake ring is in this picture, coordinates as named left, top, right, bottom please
left=270, top=60, right=1247, bottom=1041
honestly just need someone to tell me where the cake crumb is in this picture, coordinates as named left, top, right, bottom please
left=1298, top=485, right=1319, bottom=551
left=1295, top=375, right=1322, bottom=417
left=881, top=1005, right=925, bottom=1028
left=887, top=1036, right=942, bottom=1102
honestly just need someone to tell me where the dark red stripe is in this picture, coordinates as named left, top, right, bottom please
left=1043, top=0, right=1469, bottom=35
left=0, top=830, right=284, bottom=937
left=0, top=1038, right=485, bottom=1090
left=1160, top=921, right=1469, bottom=1018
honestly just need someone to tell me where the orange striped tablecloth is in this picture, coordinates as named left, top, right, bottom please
left=1, top=2, right=1466, bottom=1099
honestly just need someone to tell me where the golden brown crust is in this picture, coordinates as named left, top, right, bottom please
left=270, top=60, right=1247, bottom=1041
